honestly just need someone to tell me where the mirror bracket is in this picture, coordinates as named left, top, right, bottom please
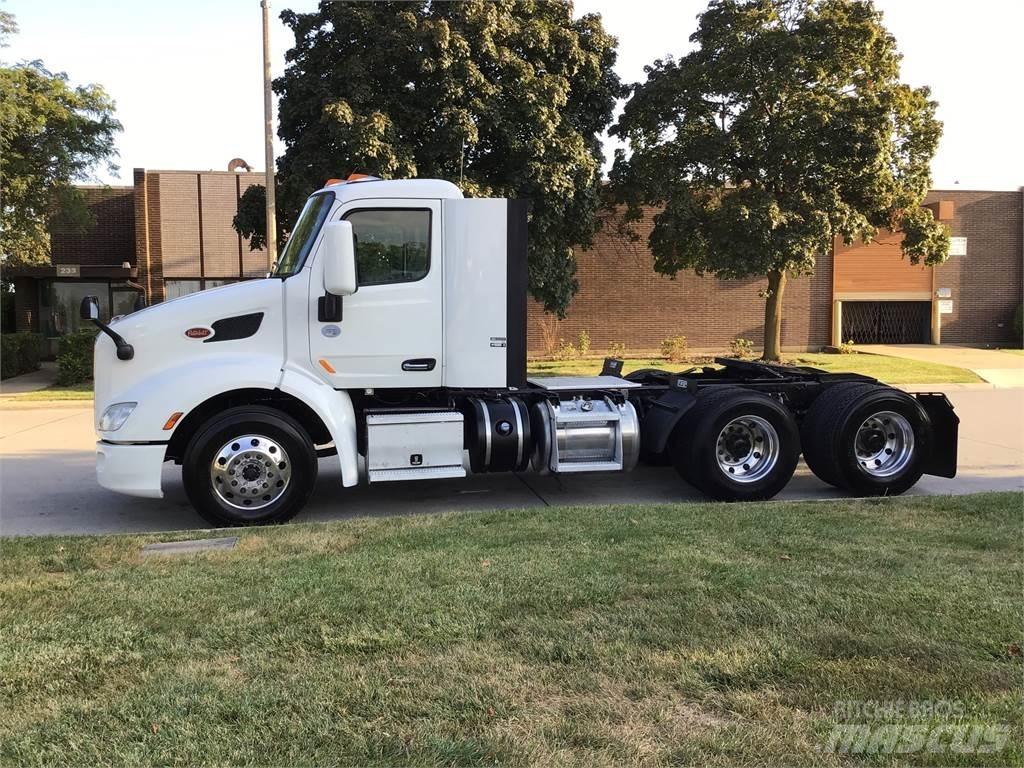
left=317, top=292, right=343, bottom=323
left=79, top=296, right=134, bottom=361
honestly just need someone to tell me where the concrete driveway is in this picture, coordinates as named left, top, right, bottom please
left=1, top=389, right=1022, bottom=536
left=860, top=344, right=1024, bottom=388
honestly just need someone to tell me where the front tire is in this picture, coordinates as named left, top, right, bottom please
left=670, top=388, right=801, bottom=501
left=182, top=406, right=318, bottom=527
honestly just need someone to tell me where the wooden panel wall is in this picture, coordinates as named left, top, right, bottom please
left=833, top=230, right=932, bottom=294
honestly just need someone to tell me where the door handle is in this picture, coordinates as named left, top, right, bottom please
left=402, top=358, right=436, bottom=372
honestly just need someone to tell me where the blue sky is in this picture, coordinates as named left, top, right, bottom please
left=4, top=0, right=1021, bottom=190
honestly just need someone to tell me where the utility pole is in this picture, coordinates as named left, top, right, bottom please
left=260, top=0, right=278, bottom=269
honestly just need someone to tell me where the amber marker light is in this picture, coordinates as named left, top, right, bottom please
left=319, top=359, right=336, bottom=374
left=163, top=412, right=184, bottom=430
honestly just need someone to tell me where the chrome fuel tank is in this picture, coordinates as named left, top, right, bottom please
left=529, top=396, right=640, bottom=474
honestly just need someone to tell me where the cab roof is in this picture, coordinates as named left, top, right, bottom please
left=321, top=176, right=464, bottom=201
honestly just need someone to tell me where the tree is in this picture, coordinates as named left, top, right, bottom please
left=232, top=184, right=267, bottom=252
left=273, top=0, right=622, bottom=315
left=0, top=20, right=121, bottom=269
left=610, top=0, right=948, bottom=360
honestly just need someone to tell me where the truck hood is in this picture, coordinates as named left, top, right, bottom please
left=94, top=278, right=286, bottom=434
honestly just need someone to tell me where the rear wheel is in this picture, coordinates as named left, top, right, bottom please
left=670, top=388, right=801, bottom=501
left=801, top=384, right=931, bottom=496
left=182, top=406, right=318, bottom=527
left=798, top=382, right=877, bottom=488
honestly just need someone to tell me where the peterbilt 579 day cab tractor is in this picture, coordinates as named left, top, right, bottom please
left=83, top=176, right=959, bottom=527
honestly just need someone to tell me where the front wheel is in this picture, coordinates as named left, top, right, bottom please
left=182, top=406, right=318, bottom=527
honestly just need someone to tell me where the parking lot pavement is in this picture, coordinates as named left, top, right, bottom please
left=1, top=388, right=1021, bottom=536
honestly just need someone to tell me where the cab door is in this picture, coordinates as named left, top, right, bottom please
left=308, top=200, right=442, bottom=389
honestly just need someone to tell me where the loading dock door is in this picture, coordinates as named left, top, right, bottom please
left=841, top=301, right=930, bottom=344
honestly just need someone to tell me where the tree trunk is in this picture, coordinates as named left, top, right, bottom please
left=763, top=269, right=787, bottom=362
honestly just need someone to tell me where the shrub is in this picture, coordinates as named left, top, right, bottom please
left=660, top=335, right=688, bottom=362
left=56, top=330, right=98, bottom=386
left=539, top=315, right=560, bottom=357
left=554, top=338, right=579, bottom=361
left=840, top=339, right=857, bottom=354
left=576, top=330, right=591, bottom=357
left=730, top=338, right=755, bottom=359
left=1, top=333, right=45, bottom=380
left=607, top=341, right=627, bottom=359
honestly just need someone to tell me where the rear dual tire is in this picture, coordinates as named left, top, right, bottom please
left=800, top=383, right=930, bottom=496
left=671, top=389, right=801, bottom=501
left=669, top=383, right=931, bottom=501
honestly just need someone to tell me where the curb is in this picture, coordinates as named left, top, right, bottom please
left=895, top=382, right=997, bottom=392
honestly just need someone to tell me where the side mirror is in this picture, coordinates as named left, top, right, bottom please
left=322, top=220, right=357, bottom=296
left=80, top=295, right=100, bottom=321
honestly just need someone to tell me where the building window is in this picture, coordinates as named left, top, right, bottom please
left=344, top=209, right=431, bottom=286
left=164, top=278, right=236, bottom=300
left=164, top=279, right=202, bottom=300
left=111, top=289, right=139, bottom=319
left=40, top=281, right=111, bottom=336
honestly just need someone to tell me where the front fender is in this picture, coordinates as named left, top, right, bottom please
left=100, top=358, right=360, bottom=489
left=97, top=354, right=286, bottom=443
left=278, top=364, right=359, bottom=488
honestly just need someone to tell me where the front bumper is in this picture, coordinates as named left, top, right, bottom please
left=96, top=441, right=166, bottom=499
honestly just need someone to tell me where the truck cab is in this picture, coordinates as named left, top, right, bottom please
left=88, top=177, right=958, bottom=526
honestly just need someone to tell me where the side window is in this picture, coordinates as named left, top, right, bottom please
left=344, top=209, right=431, bottom=286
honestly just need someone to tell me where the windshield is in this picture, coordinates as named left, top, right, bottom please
left=272, top=191, right=335, bottom=277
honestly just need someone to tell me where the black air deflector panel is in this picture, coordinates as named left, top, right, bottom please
left=204, top=312, right=264, bottom=343
left=506, top=199, right=528, bottom=389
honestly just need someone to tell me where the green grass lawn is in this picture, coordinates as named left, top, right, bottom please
left=2, top=493, right=1020, bottom=766
left=529, top=351, right=982, bottom=385
left=4, top=382, right=95, bottom=401
left=998, top=348, right=1024, bottom=357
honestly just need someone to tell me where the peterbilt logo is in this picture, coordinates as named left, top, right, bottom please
left=184, top=327, right=213, bottom=339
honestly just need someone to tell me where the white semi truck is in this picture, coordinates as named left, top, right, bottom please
left=83, top=176, right=959, bottom=526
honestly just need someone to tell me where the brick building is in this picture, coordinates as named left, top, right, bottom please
left=529, top=188, right=1023, bottom=354
left=8, top=173, right=1022, bottom=355
left=9, top=167, right=267, bottom=348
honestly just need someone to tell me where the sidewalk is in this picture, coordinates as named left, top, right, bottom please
left=858, top=344, right=1024, bottom=388
left=0, top=362, right=58, bottom=396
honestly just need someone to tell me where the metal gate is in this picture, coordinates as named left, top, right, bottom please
left=842, top=301, right=930, bottom=344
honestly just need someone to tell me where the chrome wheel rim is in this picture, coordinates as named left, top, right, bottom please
left=715, top=415, right=780, bottom=483
left=210, top=434, right=291, bottom=511
left=854, top=410, right=914, bottom=478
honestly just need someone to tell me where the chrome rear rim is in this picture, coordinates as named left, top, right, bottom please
left=211, top=434, right=291, bottom=510
left=854, top=410, right=914, bottom=478
left=715, top=415, right=780, bottom=483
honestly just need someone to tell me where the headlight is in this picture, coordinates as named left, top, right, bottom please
left=99, top=402, right=137, bottom=432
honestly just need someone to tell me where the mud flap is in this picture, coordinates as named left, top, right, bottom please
left=915, top=392, right=959, bottom=478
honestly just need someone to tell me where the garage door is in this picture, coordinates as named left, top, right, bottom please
left=841, top=301, right=930, bottom=344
